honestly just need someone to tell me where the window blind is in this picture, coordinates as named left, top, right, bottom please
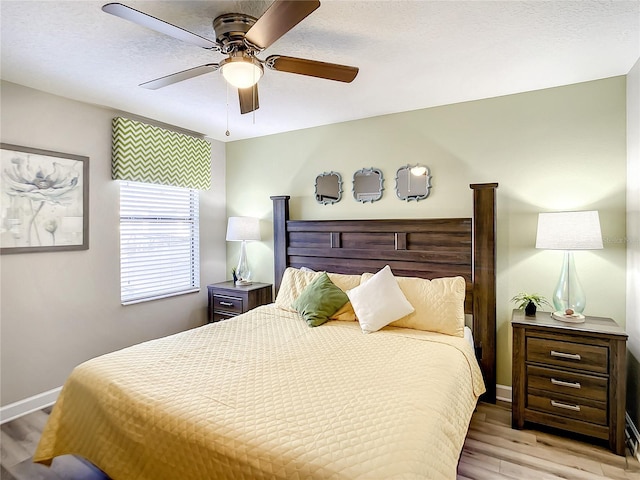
left=120, top=181, right=200, bottom=304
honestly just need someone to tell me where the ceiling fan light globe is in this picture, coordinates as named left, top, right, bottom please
left=220, top=58, right=263, bottom=89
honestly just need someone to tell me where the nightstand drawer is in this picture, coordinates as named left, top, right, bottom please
left=212, top=294, right=243, bottom=314
left=213, top=312, right=235, bottom=322
left=207, top=282, right=272, bottom=324
left=528, top=392, right=607, bottom=425
left=527, top=365, right=607, bottom=402
left=527, top=337, right=608, bottom=374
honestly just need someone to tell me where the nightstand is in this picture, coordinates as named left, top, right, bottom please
left=511, top=309, right=628, bottom=455
left=207, top=281, right=273, bottom=323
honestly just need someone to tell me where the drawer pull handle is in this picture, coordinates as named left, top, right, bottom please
left=551, top=400, right=581, bottom=412
left=219, top=301, right=234, bottom=307
left=550, top=350, right=581, bottom=361
left=551, top=378, right=581, bottom=389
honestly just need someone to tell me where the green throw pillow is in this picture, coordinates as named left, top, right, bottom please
left=292, top=272, right=349, bottom=327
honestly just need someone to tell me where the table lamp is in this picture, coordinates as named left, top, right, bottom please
left=535, top=210, right=603, bottom=322
left=226, top=216, right=261, bottom=285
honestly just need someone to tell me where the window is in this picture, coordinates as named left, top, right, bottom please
left=119, top=181, right=200, bottom=304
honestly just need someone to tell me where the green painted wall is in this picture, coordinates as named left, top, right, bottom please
left=226, top=77, right=627, bottom=389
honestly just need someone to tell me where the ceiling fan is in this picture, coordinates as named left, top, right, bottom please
left=102, top=1, right=359, bottom=115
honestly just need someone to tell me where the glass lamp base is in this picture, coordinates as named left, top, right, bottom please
left=552, top=251, right=586, bottom=314
left=235, top=240, right=252, bottom=283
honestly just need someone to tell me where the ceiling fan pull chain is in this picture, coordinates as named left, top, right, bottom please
left=225, top=81, right=231, bottom=136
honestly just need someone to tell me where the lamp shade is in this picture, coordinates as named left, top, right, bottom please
left=535, top=211, right=603, bottom=250
left=226, top=216, right=261, bottom=242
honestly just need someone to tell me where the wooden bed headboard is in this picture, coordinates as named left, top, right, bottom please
left=271, top=183, right=498, bottom=402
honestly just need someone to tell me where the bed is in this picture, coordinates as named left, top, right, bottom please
left=34, top=182, right=497, bottom=479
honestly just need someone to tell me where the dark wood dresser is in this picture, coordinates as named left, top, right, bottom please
left=511, top=309, right=628, bottom=455
left=207, top=281, right=272, bottom=323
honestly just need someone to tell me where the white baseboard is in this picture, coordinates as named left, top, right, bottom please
left=496, top=384, right=512, bottom=403
left=0, top=386, right=62, bottom=424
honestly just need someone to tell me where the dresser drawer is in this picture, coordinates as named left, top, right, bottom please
left=527, top=365, right=607, bottom=402
left=212, top=294, right=243, bottom=314
left=527, top=337, right=608, bottom=374
left=528, top=392, right=607, bottom=425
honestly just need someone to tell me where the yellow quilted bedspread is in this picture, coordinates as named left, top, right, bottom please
left=34, top=305, right=485, bottom=479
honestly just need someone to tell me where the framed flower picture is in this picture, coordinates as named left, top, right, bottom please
left=1, top=144, right=89, bottom=254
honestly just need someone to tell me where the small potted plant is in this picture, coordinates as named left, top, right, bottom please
left=510, top=293, right=551, bottom=317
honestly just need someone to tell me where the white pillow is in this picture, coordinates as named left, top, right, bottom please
left=346, top=265, right=415, bottom=333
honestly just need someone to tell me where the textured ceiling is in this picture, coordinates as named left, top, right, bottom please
left=1, top=1, right=639, bottom=142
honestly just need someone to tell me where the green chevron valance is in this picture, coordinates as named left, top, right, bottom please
left=111, top=117, right=211, bottom=190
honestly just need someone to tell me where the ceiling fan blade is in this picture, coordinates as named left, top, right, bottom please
left=266, top=55, right=358, bottom=83
left=245, top=0, right=320, bottom=50
left=140, top=64, right=220, bottom=90
left=238, top=85, right=259, bottom=114
left=102, top=3, right=219, bottom=50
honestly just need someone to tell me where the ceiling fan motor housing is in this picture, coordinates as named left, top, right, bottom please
left=213, top=13, right=257, bottom=53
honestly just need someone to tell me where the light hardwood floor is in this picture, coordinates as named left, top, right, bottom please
left=1, top=402, right=638, bottom=479
left=458, top=402, right=640, bottom=480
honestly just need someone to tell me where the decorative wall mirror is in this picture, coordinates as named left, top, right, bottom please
left=395, top=164, right=432, bottom=202
left=353, top=167, right=384, bottom=203
left=315, top=171, right=342, bottom=205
